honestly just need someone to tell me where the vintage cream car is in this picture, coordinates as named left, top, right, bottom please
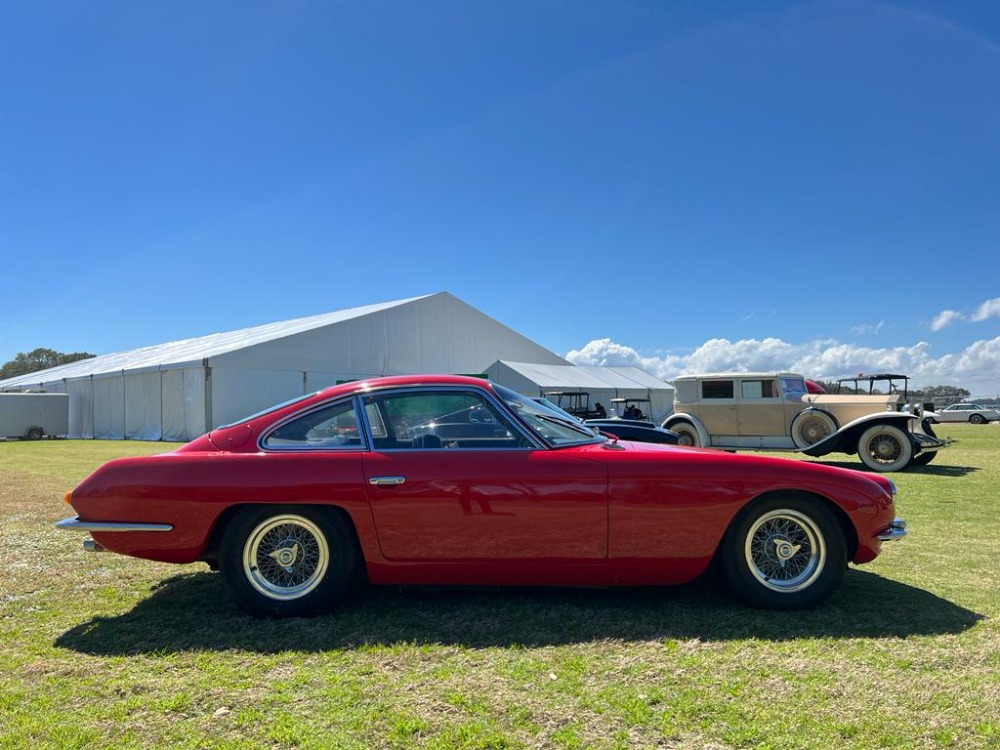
left=663, top=372, right=948, bottom=472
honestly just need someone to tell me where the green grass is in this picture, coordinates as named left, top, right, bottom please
left=1, top=427, right=998, bottom=749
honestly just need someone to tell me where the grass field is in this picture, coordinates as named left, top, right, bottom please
left=1, top=426, right=997, bottom=749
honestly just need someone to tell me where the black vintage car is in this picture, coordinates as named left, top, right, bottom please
left=583, top=418, right=680, bottom=445
left=533, top=398, right=679, bottom=445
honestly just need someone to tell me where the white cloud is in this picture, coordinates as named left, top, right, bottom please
left=971, top=297, right=1000, bottom=323
left=565, top=336, right=1000, bottom=395
left=850, top=321, right=884, bottom=336
left=930, top=297, right=1000, bottom=330
left=930, top=309, right=964, bottom=331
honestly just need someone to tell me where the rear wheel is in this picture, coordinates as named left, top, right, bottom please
left=912, top=451, right=936, bottom=466
left=669, top=421, right=700, bottom=447
left=857, top=424, right=913, bottom=472
left=220, top=506, right=355, bottom=617
left=970, top=414, right=986, bottom=425
left=720, top=495, right=846, bottom=609
left=25, top=427, right=43, bottom=440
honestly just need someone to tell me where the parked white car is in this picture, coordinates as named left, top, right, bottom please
left=928, top=403, right=1000, bottom=425
left=664, top=372, right=949, bottom=472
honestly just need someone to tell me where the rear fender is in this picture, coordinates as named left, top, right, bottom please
left=662, top=413, right=710, bottom=447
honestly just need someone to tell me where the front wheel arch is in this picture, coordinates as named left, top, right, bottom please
left=718, top=492, right=851, bottom=609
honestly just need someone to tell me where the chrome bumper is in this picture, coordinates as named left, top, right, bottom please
left=877, top=518, right=907, bottom=542
left=56, top=516, right=173, bottom=533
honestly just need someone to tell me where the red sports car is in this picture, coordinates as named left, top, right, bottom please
left=58, top=375, right=906, bottom=617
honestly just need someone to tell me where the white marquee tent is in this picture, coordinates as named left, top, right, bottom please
left=487, top=360, right=674, bottom=422
left=0, top=293, right=569, bottom=441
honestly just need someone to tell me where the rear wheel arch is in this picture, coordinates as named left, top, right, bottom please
left=203, top=503, right=365, bottom=572
left=664, top=417, right=704, bottom=447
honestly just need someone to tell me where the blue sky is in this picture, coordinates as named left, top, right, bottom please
left=2, top=1, right=998, bottom=393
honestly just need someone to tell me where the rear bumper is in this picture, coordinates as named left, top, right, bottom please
left=55, top=516, right=173, bottom=533
left=876, top=517, right=907, bottom=542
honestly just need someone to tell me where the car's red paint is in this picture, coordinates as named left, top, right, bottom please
left=62, top=374, right=902, bottom=608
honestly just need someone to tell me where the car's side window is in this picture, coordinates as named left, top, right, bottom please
left=262, top=399, right=365, bottom=450
left=362, top=390, right=531, bottom=450
left=702, top=381, right=735, bottom=399
left=741, top=379, right=778, bottom=399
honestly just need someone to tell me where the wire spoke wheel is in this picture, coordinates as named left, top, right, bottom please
left=858, top=424, right=913, bottom=472
left=744, top=509, right=825, bottom=593
left=243, top=515, right=330, bottom=600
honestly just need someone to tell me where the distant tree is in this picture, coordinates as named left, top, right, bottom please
left=0, top=348, right=96, bottom=380
left=917, top=385, right=971, bottom=404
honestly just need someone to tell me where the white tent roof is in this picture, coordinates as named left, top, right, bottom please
left=494, top=361, right=668, bottom=390
left=2, top=293, right=537, bottom=390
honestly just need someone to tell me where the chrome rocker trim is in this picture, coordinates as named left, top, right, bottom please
left=56, top=516, right=173, bottom=533
left=877, top=518, right=907, bottom=542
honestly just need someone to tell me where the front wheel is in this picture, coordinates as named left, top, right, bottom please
left=720, top=495, right=847, bottom=609
left=220, top=506, right=356, bottom=617
left=25, top=427, right=43, bottom=440
left=668, top=421, right=701, bottom=447
left=857, top=424, right=913, bottom=472
left=912, top=451, right=936, bottom=466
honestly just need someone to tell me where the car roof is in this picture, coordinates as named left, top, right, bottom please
left=671, top=372, right=803, bottom=381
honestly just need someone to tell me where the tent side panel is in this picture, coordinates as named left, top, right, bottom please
left=210, top=368, right=304, bottom=430
left=67, top=379, right=94, bottom=439
left=125, top=372, right=163, bottom=441
left=162, top=368, right=207, bottom=442
left=92, top=376, right=125, bottom=439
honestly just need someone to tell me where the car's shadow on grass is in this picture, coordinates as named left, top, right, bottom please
left=800, top=459, right=979, bottom=477
left=55, top=569, right=983, bottom=656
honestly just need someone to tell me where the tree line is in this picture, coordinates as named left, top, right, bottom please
left=0, top=348, right=96, bottom=380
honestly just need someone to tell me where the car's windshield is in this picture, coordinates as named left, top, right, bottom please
left=496, top=385, right=603, bottom=446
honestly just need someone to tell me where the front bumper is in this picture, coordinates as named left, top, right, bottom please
left=876, top=517, right=907, bottom=542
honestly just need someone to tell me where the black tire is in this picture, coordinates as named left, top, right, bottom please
left=857, top=424, right=913, bottom=472
left=220, top=505, right=356, bottom=617
left=970, top=414, right=986, bottom=425
left=669, top=421, right=700, bottom=447
left=720, top=495, right=847, bottom=609
left=912, top=451, right=936, bottom=466
left=26, top=427, right=43, bottom=441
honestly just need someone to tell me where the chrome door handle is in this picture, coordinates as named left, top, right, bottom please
left=368, top=476, right=406, bottom=486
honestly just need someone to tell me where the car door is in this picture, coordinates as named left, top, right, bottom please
left=696, top=379, right=738, bottom=436
left=359, top=388, right=608, bottom=563
left=735, top=377, right=785, bottom=436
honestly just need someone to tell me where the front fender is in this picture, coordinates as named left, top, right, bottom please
left=801, top=412, right=917, bottom=457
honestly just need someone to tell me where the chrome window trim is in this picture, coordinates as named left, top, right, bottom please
left=357, top=385, right=547, bottom=452
left=258, top=395, right=370, bottom=453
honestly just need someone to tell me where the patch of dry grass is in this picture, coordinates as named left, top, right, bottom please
left=1, top=431, right=997, bottom=749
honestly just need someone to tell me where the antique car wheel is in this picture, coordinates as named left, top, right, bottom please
left=911, top=451, right=936, bottom=466
left=25, top=427, right=44, bottom=440
left=857, top=424, right=913, bottom=472
left=220, top=506, right=355, bottom=617
left=790, top=410, right=838, bottom=449
left=721, top=496, right=846, bottom=609
left=668, top=421, right=700, bottom=447
left=970, top=414, right=986, bottom=425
